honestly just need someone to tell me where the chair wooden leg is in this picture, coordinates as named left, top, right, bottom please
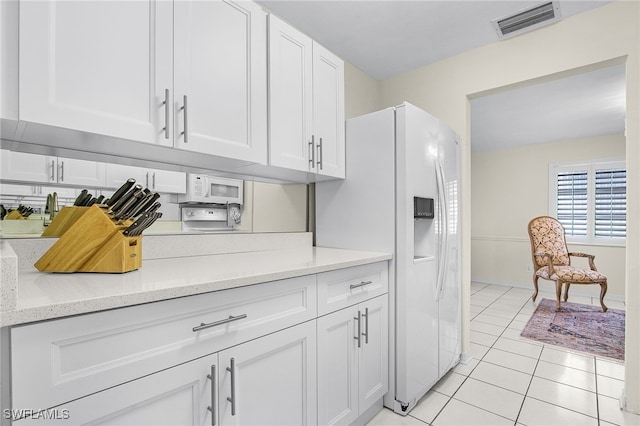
left=555, top=280, right=563, bottom=311
left=600, top=281, right=608, bottom=312
left=562, top=283, right=571, bottom=302
left=532, top=275, right=539, bottom=302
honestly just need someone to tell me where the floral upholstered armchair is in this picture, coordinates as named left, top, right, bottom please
left=527, top=216, right=608, bottom=312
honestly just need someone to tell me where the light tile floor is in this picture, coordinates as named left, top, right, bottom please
left=368, top=282, right=640, bottom=426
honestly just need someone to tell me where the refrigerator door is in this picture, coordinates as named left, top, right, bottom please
left=437, top=124, right=462, bottom=377
left=394, top=103, right=440, bottom=405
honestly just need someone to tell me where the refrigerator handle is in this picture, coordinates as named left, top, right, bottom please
left=435, top=159, right=449, bottom=300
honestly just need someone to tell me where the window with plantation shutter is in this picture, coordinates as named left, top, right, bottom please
left=556, top=171, right=588, bottom=236
left=595, top=168, right=626, bottom=238
left=550, top=160, right=626, bottom=246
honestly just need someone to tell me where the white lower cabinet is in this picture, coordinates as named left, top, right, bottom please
left=17, top=321, right=317, bottom=426
left=218, top=321, right=317, bottom=426
left=9, top=262, right=388, bottom=425
left=317, top=294, right=388, bottom=426
left=19, top=354, right=217, bottom=426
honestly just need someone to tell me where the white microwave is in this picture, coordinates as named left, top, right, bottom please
left=178, top=174, right=244, bottom=205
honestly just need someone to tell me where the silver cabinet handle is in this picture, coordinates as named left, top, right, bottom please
left=207, top=365, right=216, bottom=426
left=180, top=95, right=188, bottom=143
left=162, top=88, right=170, bottom=140
left=361, top=307, right=369, bottom=344
left=354, top=310, right=361, bottom=348
left=316, top=137, right=323, bottom=170
left=227, top=358, right=236, bottom=416
left=145, top=172, right=149, bottom=189
left=309, top=135, right=315, bottom=168
left=350, top=280, right=372, bottom=290
left=152, top=172, right=156, bottom=190
left=192, top=314, right=247, bottom=332
left=50, top=160, right=55, bottom=181
left=59, top=161, right=64, bottom=182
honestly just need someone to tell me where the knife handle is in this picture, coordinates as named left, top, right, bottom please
left=115, top=190, right=144, bottom=221
left=106, top=178, right=136, bottom=207
left=110, top=184, right=143, bottom=214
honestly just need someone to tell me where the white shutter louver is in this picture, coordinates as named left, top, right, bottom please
left=556, top=171, right=588, bottom=236
left=595, top=168, right=626, bottom=238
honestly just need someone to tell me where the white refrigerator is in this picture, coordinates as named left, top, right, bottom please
left=316, top=102, right=461, bottom=415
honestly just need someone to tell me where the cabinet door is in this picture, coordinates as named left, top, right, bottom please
left=148, top=169, right=187, bottom=194
left=0, top=183, right=40, bottom=197
left=0, top=151, right=53, bottom=183
left=57, top=157, right=106, bottom=187
left=218, top=321, right=317, bottom=426
left=268, top=15, right=313, bottom=173
left=104, top=164, right=147, bottom=190
left=19, top=1, right=173, bottom=146
left=312, top=42, right=345, bottom=179
left=18, top=354, right=217, bottom=426
left=317, top=307, right=359, bottom=426
left=358, top=295, right=388, bottom=412
left=174, top=0, right=267, bottom=164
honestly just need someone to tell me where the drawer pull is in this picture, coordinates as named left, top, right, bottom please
left=354, top=310, right=362, bottom=348
left=207, top=365, right=216, bottom=426
left=227, top=358, right=237, bottom=416
left=362, top=307, right=369, bottom=344
left=192, top=314, right=248, bottom=332
left=350, top=280, right=373, bottom=290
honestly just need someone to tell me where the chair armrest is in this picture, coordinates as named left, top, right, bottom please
left=534, top=252, right=556, bottom=275
left=568, top=252, right=597, bottom=270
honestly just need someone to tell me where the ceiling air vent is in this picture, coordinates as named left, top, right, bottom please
left=491, top=1, right=561, bottom=39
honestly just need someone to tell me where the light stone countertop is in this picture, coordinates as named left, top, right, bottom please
left=1, top=241, right=391, bottom=327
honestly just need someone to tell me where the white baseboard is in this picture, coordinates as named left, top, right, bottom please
left=471, top=276, right=625, bottom=302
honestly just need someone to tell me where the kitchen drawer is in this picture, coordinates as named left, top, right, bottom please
left=11, top=275, right=317, bottom=411
left=317, top=261, right=388, bottom=316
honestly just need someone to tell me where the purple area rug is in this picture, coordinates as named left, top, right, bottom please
left=520, top=298, right=625, bottom=361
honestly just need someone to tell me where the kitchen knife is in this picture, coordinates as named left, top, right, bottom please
left=125, top=192, right=156, bottom=219
left=147, top=201, right=162, bottom=214
left=78, top=192, right=94, bottom=206
left=94, top=195, right=105, bottom=205
left=113, top=190, right=144, bottom=221
left=133, top=193, right=160, bottom=217
left=117, top=190, right=148, bottom=221
left=122, top=212, right=150, bottom=236
left=128, top=212, right=162, bottom=236
left=106, top=178, right=136, bottom=207
left=73, top=189, right=88, bottom=206
left=108, top=184, right=143, bottom=215
left=137, top=212, right=162, bottom=235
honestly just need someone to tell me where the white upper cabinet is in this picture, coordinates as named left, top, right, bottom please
left=268, top=15, right=345, bottom=179
left=312, top=42, right=346, bottom=178
left=105, top=164, right=186, bottom=194
left=173, top=0, right=268, bottom=163
left=0, top=150, right=105, bottom=187
left=17, top=0, right=267, bottom=164
left=268, top=15, right=314, bottom=173
left=0, top=150, right=52, bottom=183
left=19, top=1, right=173, bottom=147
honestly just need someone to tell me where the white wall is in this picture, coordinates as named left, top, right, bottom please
left=471, top=134, right=626, bottom=297
left=375, top=1, right=640, bottom=412
left=344, top=61, right=380, bottom=119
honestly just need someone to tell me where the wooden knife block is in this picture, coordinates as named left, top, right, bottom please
left=35, top=204, right=142, bottom=273
left=41, top=206, right=89, bottom=237
left=5, top=210, right=27, bottom=220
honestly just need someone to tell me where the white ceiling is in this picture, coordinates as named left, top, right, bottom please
left=257, top=0, right=626, bottom=151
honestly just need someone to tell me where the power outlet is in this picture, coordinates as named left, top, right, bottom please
left=525, top=264, right=533, bottom=273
